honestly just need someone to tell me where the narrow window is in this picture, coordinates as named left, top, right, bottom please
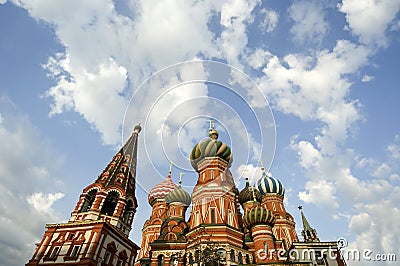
left=195, top=211, right=200, bottom=226
left=104, top=251, right=111, bottom=263
left=50, top=246, right=60, bottom=259
left=70, top=245, right=80, bottom=258
left=210, top=170, right=214, bottom=179
left=245, top=254, right=250, bottom=264
left=238, top=252, right=243, bottom=264
left=116, top=259, right=122, bottom=266
left=210, top=209, right=216, bottom=224
left=230, top=249, right=235, bottom=262
left=227, top=210, right=233, bottom=226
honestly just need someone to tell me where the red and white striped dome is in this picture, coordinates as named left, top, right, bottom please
left=148, top=174, right=177, bottom=206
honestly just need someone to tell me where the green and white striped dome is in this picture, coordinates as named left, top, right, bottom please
left=165, top=186, right=191, bottom=206
left=243, top=206, right=275, bottom=228
left=190, top=137, right=232, bottom=171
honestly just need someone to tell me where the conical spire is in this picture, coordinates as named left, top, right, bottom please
left=95, top=123, right=141, bottom=199
left=298, top=206, right=320, bottom=242
left=69, top=123, right=142, bottom=236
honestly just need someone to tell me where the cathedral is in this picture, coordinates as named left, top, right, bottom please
left=26, top=123, right=345, bottom=266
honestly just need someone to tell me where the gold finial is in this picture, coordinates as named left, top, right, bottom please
left=207, top=120, right=219, bottom=139
left=179, top=172, right=183, bottom=185
left=208, top=119, right=215, bottom=130
left=169, top=162, right=173, bottom=173
left=252, top=185, right=257, bottom=202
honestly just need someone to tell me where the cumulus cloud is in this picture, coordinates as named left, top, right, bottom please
left=219, top=0, right=261, bottom=67
left=256, top=40, right=370, bottom=156
left=288, top=0, right=329, bottom=44
left=27, top=192, right=65, bottom=214
left=0, top=97, right=65, bottom=266
left=339, top=0, right=400, bottom=47
left=361, top=74, right=374, bottom=82
left=259, top=8, right=279, bottom=34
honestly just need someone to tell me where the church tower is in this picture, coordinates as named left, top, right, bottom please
left=187, top=124, right=252, bottom=264
left=26, top=124, right=142, bottom=266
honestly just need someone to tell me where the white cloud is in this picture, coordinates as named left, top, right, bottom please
left=259, top=8, right=279, bottom=34
left=12, top=0, right=221, bottom=146
left=372, top=162, right=392, bottom=178
left=299, top=179, right=339, bottom=209
left=27, top=192, right=65, bottom=214
left=339, top=0, right=400, bottom=47
left=387, top=143, right=400, bottom=159
left=361, top=74, right=374, bottom=82
left=348, top=212, right=371, bottom=234
left=219, top=0, right=261, bottom=66
left=0, top=98, right=65, bottom=266
left=288, top=0, right=329, bottom=44
left=0, top=0, right=7, bottom=4
left=245, top=48, right=273, bottom=70
left=258, top=40, right=370, bottom=154
left=236, top=163, right=264, bottom=184
left=45, top=56, right=129, bottom=145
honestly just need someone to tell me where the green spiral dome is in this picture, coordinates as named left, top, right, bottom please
left=165, top=186, right=191, bottom=206
left=243, top=206, right=275, bottom=228
left=190, top=138, right=232, bottom=171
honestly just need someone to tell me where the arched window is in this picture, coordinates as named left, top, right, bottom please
left=100, top=191, right=119, bottom=216
left=122, top=200, right=134, bottom=223
left=245, top=254, right=250, bottom=264
left=230, top=249, right=235, bottom=262
left=238, top=252, right=243, bottom=264
left=189, top=253, right=193, bottom=264
left=80, top=190, right=97, bottom=212
left=157, top=254, right=165, bottom=266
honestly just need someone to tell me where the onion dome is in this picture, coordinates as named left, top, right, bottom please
left=166, top=186, right=191, bottom=206
left=243, top=205, right=275, bottom=228
left=148, top=172, right=177, bottom=206
left=239, top=178, right=262, bottom=204
left=190, top=128, right=232, bottom=171
left=256, top=169, right=285, bottom=197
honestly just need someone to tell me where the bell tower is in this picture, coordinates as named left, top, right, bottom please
left=26, top=124, right=142, bottom=266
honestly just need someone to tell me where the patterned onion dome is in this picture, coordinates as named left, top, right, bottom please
left=165, top=186, right=191, bottom=206
left=239, top=179, right=262, bottom=204
left=256, top=172, right=285, bottom=197
left=148, top=175, right=177, bottom=206
left=190, top=132, right=232, bottom=171
left=243, top=205, right=275, bottom=228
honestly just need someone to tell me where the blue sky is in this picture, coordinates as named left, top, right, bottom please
left=1, top=1, right=400, bottom=265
